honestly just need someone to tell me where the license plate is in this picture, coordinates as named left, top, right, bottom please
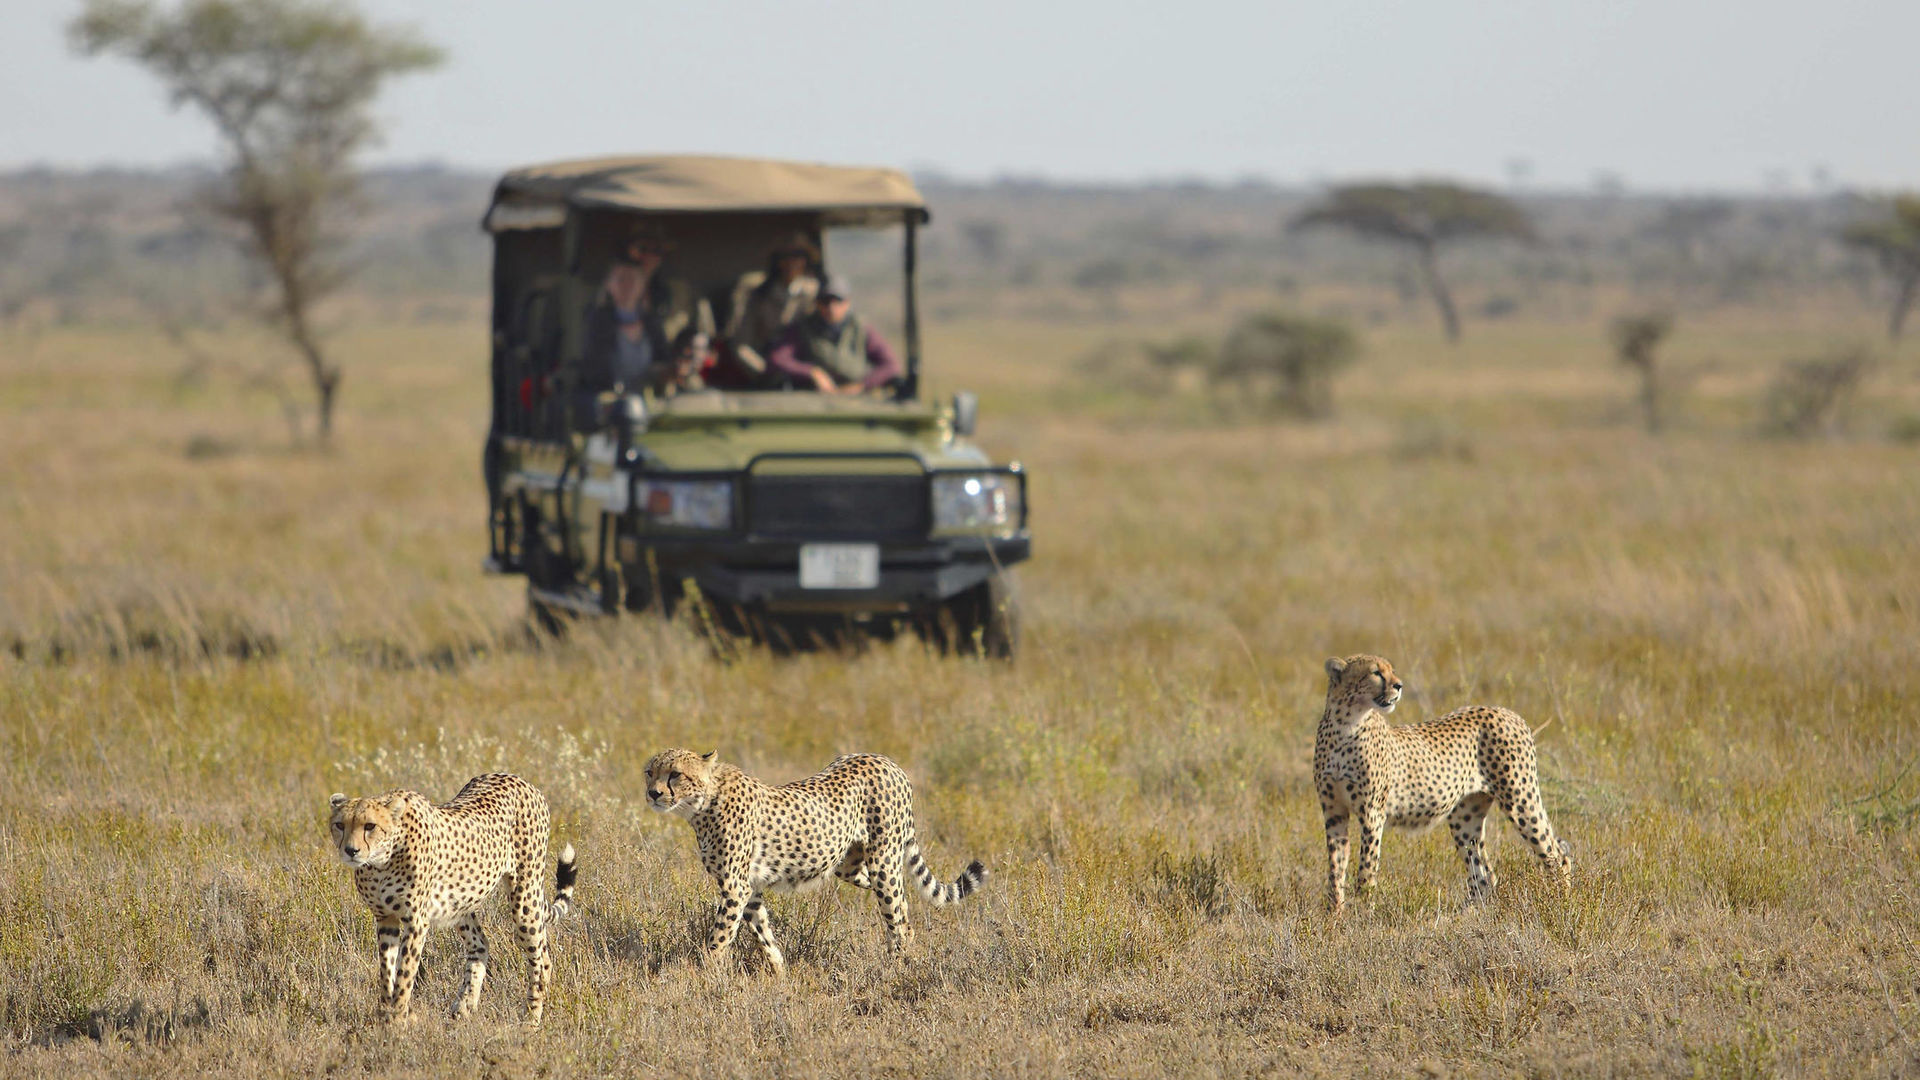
left=798, top=544, right=880, bottom=589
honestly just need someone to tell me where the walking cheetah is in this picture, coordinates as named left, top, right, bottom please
left=1314, top=654, right=1572, bottom=912
left=327, top=773, right=578, bottom=1022
left=644, top=748, right=986, bottom=974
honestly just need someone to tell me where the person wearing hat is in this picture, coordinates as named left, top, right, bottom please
left=765, top=274, right=903, bottom=394
left=569, top=225, right=711, bottom=422
left=726, top=231, right=822, bottom=381
left=576, top=238, right=670, bottom=408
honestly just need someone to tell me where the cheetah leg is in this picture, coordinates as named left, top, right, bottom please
left=512, top=872, right=553, bottom=1024
left=1323, top=811, right=1351, bottom=913
left=1448, top=793, right=1496, bottom=903
left=1353, top=803, right=1388, bottom=897
left=867, top=847, right=912, bottom=953
left=1501, top=785, right=1573, bottom=890
left=742, top=895, right=786, bottom=976
left=389, top=915, right=426, bottom=1022
left=833, top=844, right=870, bottom=889
left=374, top=916, right=402, bottom=1008
left=704, top=876, right=751, bottom=970
left=451, top=912, right=489, bottom=1019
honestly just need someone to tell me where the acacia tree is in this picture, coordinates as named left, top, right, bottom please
left=1839, top=195, right=1920, bottom=341
left=70, top=0, right=442, bottom=444
left=1289, top=182, right=1533, bottom=343
left=1609, top=310, right=1674, bottom=434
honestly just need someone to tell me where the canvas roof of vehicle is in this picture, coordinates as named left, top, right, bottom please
left=485, top=154, right=928, bottom=231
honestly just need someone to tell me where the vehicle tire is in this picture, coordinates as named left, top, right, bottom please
left=596, top=565, right=621, bottom=614
left=922, top=571, right=1020, bottom=659
left=527, top=589, right=569, bottom=638
left=519, top=501, right=575, bottom=637
left=621, top=562, right=685, bottom=617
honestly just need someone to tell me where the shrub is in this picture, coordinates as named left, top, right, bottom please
left=1886, top=414, right=1920, bottom=444
left=1210, top=311, right=1359, bottom=418
left=1759, top=345, right=1873, bottom=438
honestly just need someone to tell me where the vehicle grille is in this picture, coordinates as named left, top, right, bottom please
left=746, top=475, right=928, bottom=540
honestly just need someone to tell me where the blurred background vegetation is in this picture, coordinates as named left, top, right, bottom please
left=1, top=165, right=1904, bottom=332
left=9, top=163, right=1917, bottom=447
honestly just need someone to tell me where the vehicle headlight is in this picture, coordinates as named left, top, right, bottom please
left=931, top=472, right=1020, bottom=531
left=636, top=479, right=733, bottom=530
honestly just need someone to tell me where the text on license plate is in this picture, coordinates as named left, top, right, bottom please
left=798, top=544, right=880, bottom=589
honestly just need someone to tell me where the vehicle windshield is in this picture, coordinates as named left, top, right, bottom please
left=490, top=213, right=919, bottom=441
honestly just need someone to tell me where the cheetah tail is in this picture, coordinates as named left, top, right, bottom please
left=549, top=843, right=578, bottom=922
left=904, top=833, right=987, bottom=906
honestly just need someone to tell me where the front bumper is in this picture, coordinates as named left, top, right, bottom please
left=621, top=534, right=1030, bottom=612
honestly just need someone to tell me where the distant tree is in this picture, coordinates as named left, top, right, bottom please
left=1290, top=182, right=1533, bottom=342
left=1609, top=310, right=1674, bottom=434
left=1211, top=311, right=1358, bottom=418
left=1650, top=198, right=1734, bottom=264
left=1072, top=257, right=1132, bottom=290
left=70, top=0, right=443, bottom=445
left=1839, top=196, right=1920, bottom=340
left=960, top=219, right=1006, bottom=262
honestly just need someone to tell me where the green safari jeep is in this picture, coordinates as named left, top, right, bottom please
left=479, top=156, right=1029, bottom=655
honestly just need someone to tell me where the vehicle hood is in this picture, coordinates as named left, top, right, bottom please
left=629, top=392, right=995, bottom=473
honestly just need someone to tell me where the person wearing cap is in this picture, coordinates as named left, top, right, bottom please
left=765, top=275, right=903, bottom=394
left=726, top=232, right=821, bottom=383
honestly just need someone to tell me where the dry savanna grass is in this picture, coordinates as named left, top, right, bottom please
left=1, top=309, right=1918, bottom=1078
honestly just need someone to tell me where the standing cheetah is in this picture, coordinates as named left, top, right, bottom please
left=644, top=749, right=986, bottom=974
left=327, top=773, right=578, bottom=1022
left=1314, top=654, right=1572, bottom=912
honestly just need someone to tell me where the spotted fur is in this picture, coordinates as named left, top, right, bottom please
left=327, top=773, right=578, bottom=1023
left=644, top=749, right=986, bottom=973
left=1314, top=654, right=1572, bottom=911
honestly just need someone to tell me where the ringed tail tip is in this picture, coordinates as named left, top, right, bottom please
left=956, top=859, right=988, bottom=899
left=554, top=844, right=580, bottom=905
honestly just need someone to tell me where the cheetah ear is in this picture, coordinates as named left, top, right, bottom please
left=1325, top=657, right=1347, bottom=685
left=700, top=750, right=717, bottom=764
left=328, top=793, right=348, bottom=812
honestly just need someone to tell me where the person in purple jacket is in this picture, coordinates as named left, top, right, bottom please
left=764, top=275, right=902, bottom=394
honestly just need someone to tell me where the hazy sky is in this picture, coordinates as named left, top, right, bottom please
left=8, top=0, right=1916, bottom=192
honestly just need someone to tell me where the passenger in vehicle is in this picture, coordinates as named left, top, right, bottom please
left=727, top=232, right=821, bottom=379
left=572, top=224, right=721, bottom=419
left=577, top=240, right=668, bottom=405
left=765, top=276, right=903, bottom=394
left=656, top=327, right=718, bottom=395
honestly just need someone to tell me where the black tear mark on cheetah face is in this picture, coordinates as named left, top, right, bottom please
left=1326, top=654, right=1404, bottom=714
left=644, top=747, right=720, bottom=817
left=329, top=793, right=404, bottom=869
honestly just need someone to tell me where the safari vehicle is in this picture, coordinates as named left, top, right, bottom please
left=480, top=156, right=1030, bottom=655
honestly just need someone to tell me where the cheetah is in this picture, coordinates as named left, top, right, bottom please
left=644, top=749, right=986, bottom=974
left=1314, top=654, right=1572, bottom=912
left=327, top=773, right=578, bottom=1023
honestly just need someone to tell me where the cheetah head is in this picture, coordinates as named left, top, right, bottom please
left=1324, top=654, right=1403, bottom=717
left=327, top=792, right=405, bottom=869
left=644, top=748, right=720, bottom=818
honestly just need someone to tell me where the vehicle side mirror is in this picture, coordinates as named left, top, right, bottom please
left=951, top=391, right=978, bottom=437
left=615, top=393, right=649, bottom=436
left=595, top=392, right=648, bottom=434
